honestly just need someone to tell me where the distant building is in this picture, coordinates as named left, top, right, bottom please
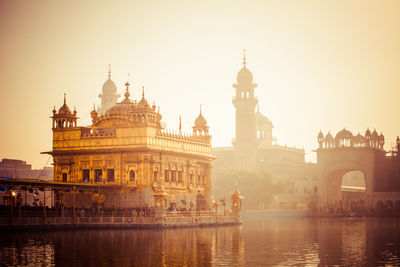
left=98, top=65, right=120, bottom=114
left=213, top=53, right=314, bottom=186
left=0, top=158, right=53, bottom=207
left=0, top=158, right=53, bottom=180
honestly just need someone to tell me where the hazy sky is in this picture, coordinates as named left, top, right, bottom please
left=1, top=0, right=400, bottom=168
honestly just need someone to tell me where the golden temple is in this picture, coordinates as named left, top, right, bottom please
left=44, top=71, right=214, bottom=212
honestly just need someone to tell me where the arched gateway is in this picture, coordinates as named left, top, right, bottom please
left=316, top=129, right=400, bottom=215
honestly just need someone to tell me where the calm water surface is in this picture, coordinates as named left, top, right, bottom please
left=1, top=215, right=400, bottom=266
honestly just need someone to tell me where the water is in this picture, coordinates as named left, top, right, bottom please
left=1, top=216, right=400, bottom=266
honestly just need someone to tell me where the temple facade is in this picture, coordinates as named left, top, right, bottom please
left=46, top=75, right=214, bottom=211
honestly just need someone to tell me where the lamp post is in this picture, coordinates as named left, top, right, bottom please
left=274, top=195, right=280, bottom=210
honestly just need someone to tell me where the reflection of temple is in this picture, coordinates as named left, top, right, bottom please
left=0, top=226, right=244, bottom=266
left=45, top=72, right=215, bottom=210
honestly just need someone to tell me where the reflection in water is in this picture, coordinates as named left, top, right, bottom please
left=1, top=217, right=400, bottom=266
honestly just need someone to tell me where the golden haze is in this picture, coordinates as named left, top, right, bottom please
left=0, top=0, right=400, bottom=168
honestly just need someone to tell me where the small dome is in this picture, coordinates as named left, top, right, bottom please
left=352, top=133, right=365, bottom=143
left=90, top=105, right=98, bottom=119
left=237, top=66, right=253, bottom=84
left=195, top=113, right=207, bottom=127
left=58, top=94, right=72, bottom=115
left=371, top=129, right=379, bottom=139
left=137, top=98, right=151, bottom=110
left=365, top=128, right=371, bottom=136
left=102, top=78, right=117, bottom=95
left=336, top=128, right=353, bottom=139
left=58, top=104, right=71, bottom=115
left=325, top=132, right=334, bottom=141
left=318, top=130, right=324, bottom=139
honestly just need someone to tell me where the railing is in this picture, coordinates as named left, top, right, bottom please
left=165, top=211, right=232, bottom=217
left=0, top=207, right=233, bottom=218
left=54, top=135, right=211, bottom=154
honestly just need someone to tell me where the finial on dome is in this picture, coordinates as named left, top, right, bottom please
left=142, top=86, right=145, bottom=98
left=200, top=104, right=202, bottom=114
left=243, top=49, right=247, bottom=66
left=64, top=93, right=66, bottom=104
left=108, top=64, right=111, bottom=79
left=124, top=79, right=130, bottom=99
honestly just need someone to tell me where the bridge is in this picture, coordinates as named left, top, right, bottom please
left=316, top=128, right=400, bottom=215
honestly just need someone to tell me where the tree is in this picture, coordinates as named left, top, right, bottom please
left=212, top=167, right=286, bottom=210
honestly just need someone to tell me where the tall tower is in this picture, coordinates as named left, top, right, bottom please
left=99, top=65, right=120, bottom=114
left=232, top=51, right=258, bottom=169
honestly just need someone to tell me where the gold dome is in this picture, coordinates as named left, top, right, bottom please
left=195, top=112, right=207, bottom=127
left=58, top=94, right=72, bottom=115
left=105, top=102, right=134, bottom=115
left=137, top=87, right=151, bottom=110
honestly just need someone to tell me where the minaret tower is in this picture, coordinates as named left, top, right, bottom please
left=99, top=64, right=120, bottom=114
left=232, top=50, right=258, bottom=168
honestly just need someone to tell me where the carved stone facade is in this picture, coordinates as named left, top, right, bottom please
left=46, top=76, right=214, bottom=211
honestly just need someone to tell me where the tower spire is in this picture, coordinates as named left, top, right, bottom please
left=243, top=49, right=247, bottom=66
left=124, top=74, right=130, bottom=100
left=108, top=64, right=111, bottom=79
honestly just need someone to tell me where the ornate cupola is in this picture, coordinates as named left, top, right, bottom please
left=318, top=130, right=324, bottom=148
left=90, top=104, right=98, bottom=124
left=371, top=129, right=379, bottom=148
left=51, top=93, right=78, bottom=129
left=193, top=105, right=209, bottom=136
left=379, top=132, right=385, bottom=150
left=137, top=87, right=152, bottom=111
left=365, top=128, right=371, bottom=147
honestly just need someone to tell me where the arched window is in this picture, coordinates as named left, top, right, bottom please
left=246, top=91, right=249, bottom=99
left=129, top=170, right=136, bottom=182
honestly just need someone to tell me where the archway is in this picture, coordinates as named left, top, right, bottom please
left=325, top=170, right=366, bottom=204
left=385, top=200, right=394, bottom=214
